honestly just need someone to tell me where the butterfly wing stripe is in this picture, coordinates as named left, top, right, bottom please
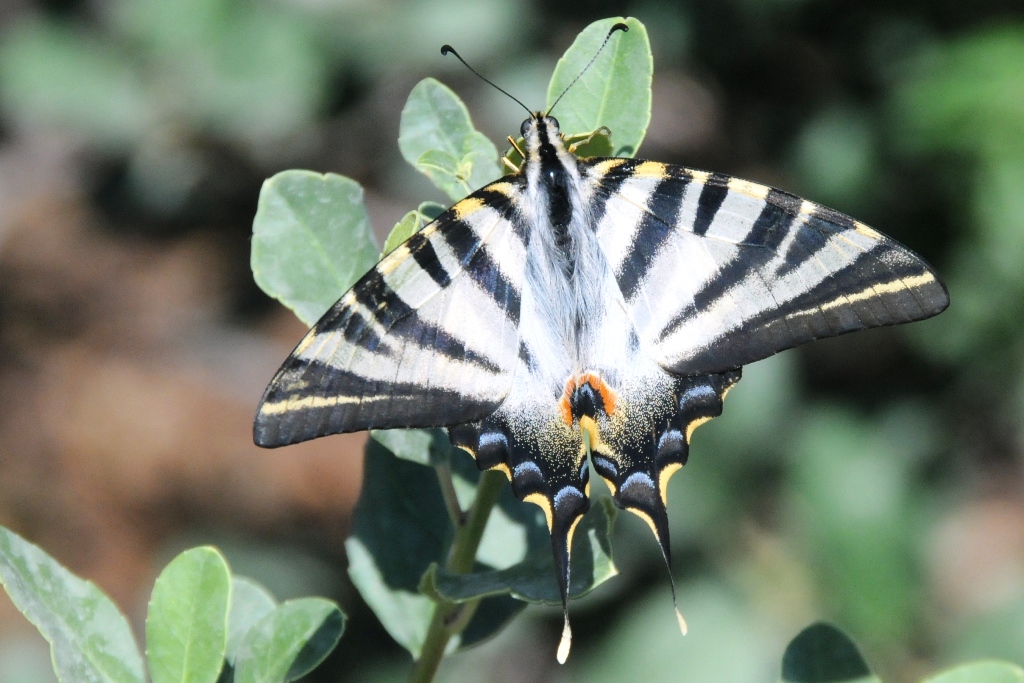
left=614, top=175, right=689, bottom=301
left=257, top=367, right=495, bottom=445
left=436, top=197, right=527, bottom=314
left=691, top=174, right=731, bottom=236
left=408, top=233, right=452, bottom=288
left=659, top=217, right=933, bottom=349
left=775, top=211, right=829, bottom=278
left=668, top=255, right=939, bottom=374
left=591, top=172, right=659, bottom=276
left=472, top=252, right=522, bottom=326
left=659, top=227, right=945, bottom=373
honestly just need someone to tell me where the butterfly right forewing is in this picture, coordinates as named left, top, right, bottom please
left=585, top=158, right=950, bottom=376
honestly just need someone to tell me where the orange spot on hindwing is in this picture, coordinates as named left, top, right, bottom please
left=558, top=372, right=618, bottom=426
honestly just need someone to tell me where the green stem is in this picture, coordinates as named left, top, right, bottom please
left=434, top=460, right=464, bottom=527
left=409, top=469, right=506, bottom=683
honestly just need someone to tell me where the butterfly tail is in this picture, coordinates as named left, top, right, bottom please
left=450, top=416, right=590, bottom=662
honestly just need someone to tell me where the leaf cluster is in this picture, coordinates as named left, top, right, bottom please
left=0, top=527, right=344, bottom=683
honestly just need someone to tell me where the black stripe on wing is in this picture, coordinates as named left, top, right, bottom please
left=615, top=174, right=690, bottom=301
left=664, top=205, right=949, bottom=375
left=348, top=268, right=506, bottom=373
left=692, top=174, right=730, bottom=236
left=255, top=364, right=497, bottom=447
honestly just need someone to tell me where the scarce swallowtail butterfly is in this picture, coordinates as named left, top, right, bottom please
left=254, top=23, right=948, bottom=663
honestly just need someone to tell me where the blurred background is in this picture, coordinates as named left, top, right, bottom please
left=0, top=0, right=1021, bottom=681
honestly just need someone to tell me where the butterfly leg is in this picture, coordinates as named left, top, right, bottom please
left=566, top=125, right=612, bottom=154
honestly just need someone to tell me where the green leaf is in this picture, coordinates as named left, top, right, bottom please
left=369, top=429, right=435, bottom=466
left=416, top=149, right=463, bottom=185
left=399, top=78, right=500, bottom=200
left=565, top=129, right=615, bottom=158
left=225, top=577, right=277, bottom=665
left=232, top=598, right=345, bottom=683
left=418, top=201, right=446, bottom=221
left=109, top=0, right=326, bottom=145
left=346, top=438, right=528, bottom=657
left=251, top=170, right=380, bottom=326
left=780, top=623, right=880, bottom=683
left=0, top=525, right=145, bottom=683
left=546, top=17, right=652, bottom=157
left=345, top=439, right=455, bottom=657
left=381, top=201, right=449, bottom=258
left=146, top=546, right=231, bottom=683
left=423, top=496, right=618, bottom=604
left=923, top=662, right=1024, bottom=683
left=381, top=211, right=421, bottom=257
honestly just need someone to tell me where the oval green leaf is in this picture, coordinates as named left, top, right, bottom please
left=232, top=598, right=345, bottom=683
left=0, top=19, right=156, bottom=150
left=780, top=623, right=880, bottom=683
left=546, top=16, right=652, bottom=157
left=146, top=546, right=231, bottom=683
left=924, top=662, right=1024, bottom=683
left=398, top=78, right=500, bottom=200
left=381, top=210, right=421, bottom=258
left=251, top=170, right=380, bottom=326
left=418, top=201, right=446, bottom=221
left=0, top=525, right=145, bottom=683
left=225, top=576, right=277, bottom=665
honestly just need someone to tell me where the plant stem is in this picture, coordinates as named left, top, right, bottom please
left=409, top=469, right=506, bottom=683
left=434, top=460, right=465, bottom=527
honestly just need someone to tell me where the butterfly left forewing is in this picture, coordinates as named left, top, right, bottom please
left=584, top=158, right=950, bottom=376
left=254, top=181, right=528, bottom=447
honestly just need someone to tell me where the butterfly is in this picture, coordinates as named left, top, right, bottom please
left=253, top=23, right=948, bottom=663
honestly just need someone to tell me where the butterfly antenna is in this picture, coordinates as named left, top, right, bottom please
left=441, top=45, right=532, bottom=117
left=546, top=22, right=629, bottom=117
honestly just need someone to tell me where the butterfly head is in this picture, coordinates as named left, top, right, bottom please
left=519, top=113, right=560, bottom=139
left=519, top=114, right=570, bottom=166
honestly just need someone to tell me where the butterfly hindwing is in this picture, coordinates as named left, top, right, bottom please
left=584, top=158, right=950, bottom=376
left=254, top=181, right=528, bottom=447
left=590, top=369, right=740, bottom=560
